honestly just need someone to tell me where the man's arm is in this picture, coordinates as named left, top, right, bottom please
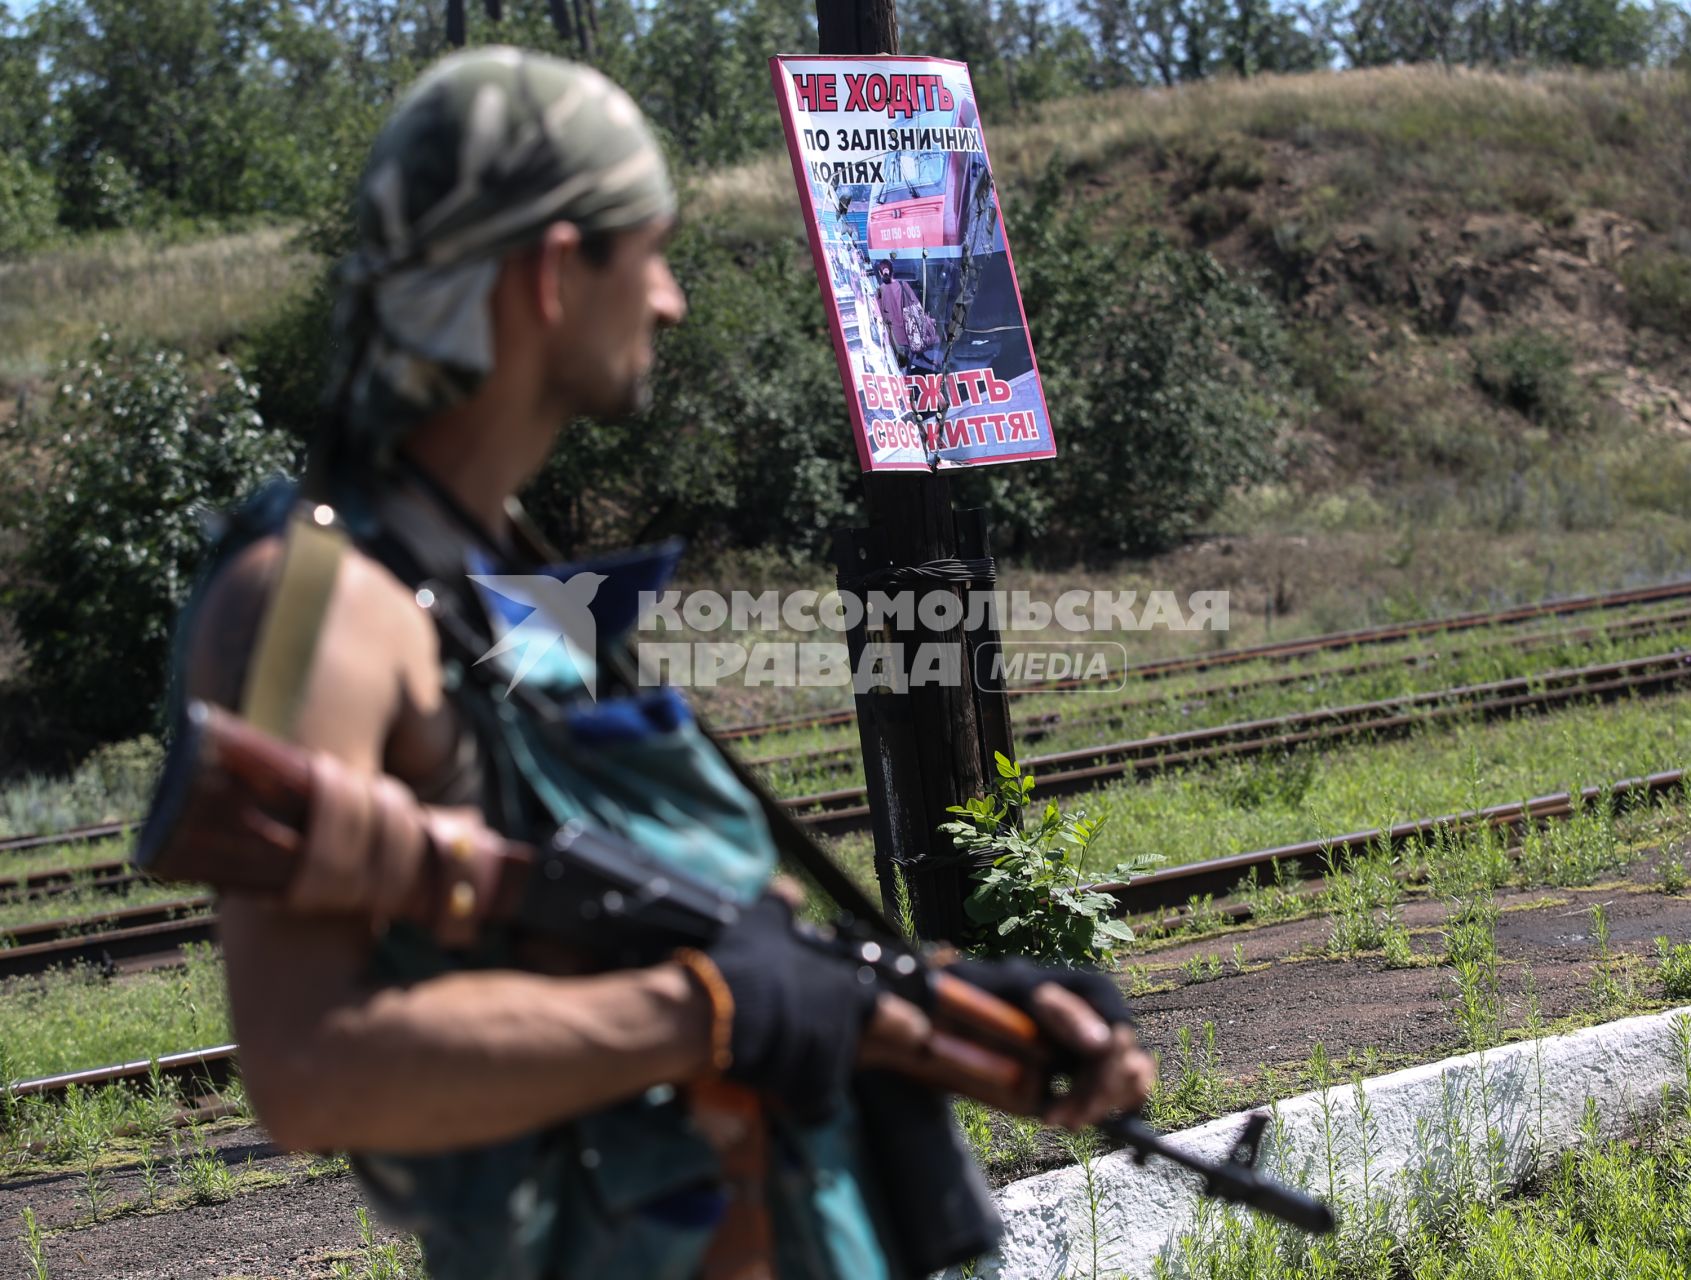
left=188, top=536, right=714, bottom=1154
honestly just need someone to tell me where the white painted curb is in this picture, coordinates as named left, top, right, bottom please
left=950, top=1006, right=1691, bottom=1280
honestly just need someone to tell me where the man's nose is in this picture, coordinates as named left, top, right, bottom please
left=652, top=258, right=687, bottom=327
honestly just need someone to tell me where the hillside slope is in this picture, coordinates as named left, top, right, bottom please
left=683, top=65, right=1691, bottom=655
left=6, top=65, right=1691, bottom=695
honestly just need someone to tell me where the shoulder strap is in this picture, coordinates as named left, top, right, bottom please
left=239, top=507, right=350, bottom=738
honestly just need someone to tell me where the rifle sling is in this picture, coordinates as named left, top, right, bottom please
left=239, top=508, right=349, bottom=738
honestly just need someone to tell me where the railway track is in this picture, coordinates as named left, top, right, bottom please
left=1102, top=767, right=1688, bottom=917
left=1, top=895, right=212, bottom=951
left=0, top=858, right=135, bottom=902
left=7, top=1044, right=238, bottom=1107
left=747, top=602, right=1691, bottom=779
left=0, top=912, right=217, bottom=980
left=9, top=762, right=1689, bottom=1102
left=785, top=650, right=1691, bottom=835
left=7, top=588, right=1691, bottom=869
left=0, top=818, right=137, bottom=858
left=715, top=578, right=1691, bottom=744
left=12, top=647, right=1691, bottom=928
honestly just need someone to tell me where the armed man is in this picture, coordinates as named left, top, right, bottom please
left=157, top=46, right=1156, bottom=1279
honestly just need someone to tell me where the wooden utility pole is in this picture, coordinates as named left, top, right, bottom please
left=816, top=0, right=901, bottom=52
left=817, top=0, right=1014, bottom=941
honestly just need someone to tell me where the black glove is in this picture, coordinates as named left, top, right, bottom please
left=943, top=956, right=1135, bottom=1030
left=706, top=894, right=879, bottom=1123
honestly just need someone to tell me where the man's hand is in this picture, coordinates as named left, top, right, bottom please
left=940, top=956, right=1156, bottom=1129
left=1023, top=982, right=1155, bottom=1129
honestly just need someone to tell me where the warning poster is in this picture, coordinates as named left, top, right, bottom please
left=770, top=55, right=1057, bottom=472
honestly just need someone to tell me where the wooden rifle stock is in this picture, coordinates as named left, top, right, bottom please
left=141, top=701, right=312, bottom=892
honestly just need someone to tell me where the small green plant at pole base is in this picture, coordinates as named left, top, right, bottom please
left=944, top=754, right=1158, bottom=965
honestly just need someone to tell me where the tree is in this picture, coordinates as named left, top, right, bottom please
left=32, top=0, right=388, bottom=225
left=630, top=0, right=815, bottom=166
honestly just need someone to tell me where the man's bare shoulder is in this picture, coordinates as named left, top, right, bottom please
left=185, top=531, right=440, bottom=768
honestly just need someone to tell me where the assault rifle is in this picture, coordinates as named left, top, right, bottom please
left=138, top=700, right=1333, bottom=1272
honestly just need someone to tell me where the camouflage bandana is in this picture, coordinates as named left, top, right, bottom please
left=329, top=46, right=675, bottom=463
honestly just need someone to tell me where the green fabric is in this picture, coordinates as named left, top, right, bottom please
left=328, top=46, right=675, bottom=463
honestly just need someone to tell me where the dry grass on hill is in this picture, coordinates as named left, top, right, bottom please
left=698, top=65, right=1691, bottom=231
left=0, top=225, right=316, bottom=389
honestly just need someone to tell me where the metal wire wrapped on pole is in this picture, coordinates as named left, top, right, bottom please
left=839, top=556, right=998, bottom=592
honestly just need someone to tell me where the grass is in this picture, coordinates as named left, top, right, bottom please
left=1, top=1061, right=252, bottom=1181
left=328, top=1207, right=427, bottom=1279
left=17, top=1206, right=46, bottom=1280
left=1657, top=937, right=1691, bottom=999
left=817, top=685, right=1691, bottom=906
left=0, top=835, right=136, bottom=881
left=1070, top=689, right=1691, bottom=877
left=0, top=943, right=230, bottom=1080
left=0, top=225, right=315, bottom=389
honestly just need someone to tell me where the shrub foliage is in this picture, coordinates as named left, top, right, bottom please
left=522, top=180, right=1292, bottom=562
left=0, top=338, right=297, bottom=740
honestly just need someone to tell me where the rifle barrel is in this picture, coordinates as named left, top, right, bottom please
left=1106, top=1115, right=1336, bottom=1235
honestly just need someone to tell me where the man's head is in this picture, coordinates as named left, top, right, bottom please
left=329, top=47, right=682, bottom=465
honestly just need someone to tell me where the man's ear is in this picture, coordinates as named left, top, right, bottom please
left=532, top=221, right=583, bottom=327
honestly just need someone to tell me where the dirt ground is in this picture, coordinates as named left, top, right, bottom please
left=1133, top=871, right=1691, bottom=1077
left=0, top=1122, right=406, bottom=1279
left=7, top=859, right=1690, bottom=1278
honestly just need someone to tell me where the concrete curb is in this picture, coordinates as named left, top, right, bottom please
left=952, top=1006, right=1691, bottom=1279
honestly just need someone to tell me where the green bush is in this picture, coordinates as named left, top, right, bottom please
left=244, top=274, right=338, bottom=447
left=55, top=147, right=146, bottom=232
left=0, top=152, right=57, bottom=259
left=0, top=337, right=298, bottom=740
left=997, top=166, right=1292, bottom=557
left=1471, top=327, right=1591, bottom=433
left=1619, top=249, right=1691, bottom=337
left=525, top=218, right=861, bottom=558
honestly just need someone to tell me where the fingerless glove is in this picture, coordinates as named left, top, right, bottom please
left=703, top=894, right=879, bottom=1123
